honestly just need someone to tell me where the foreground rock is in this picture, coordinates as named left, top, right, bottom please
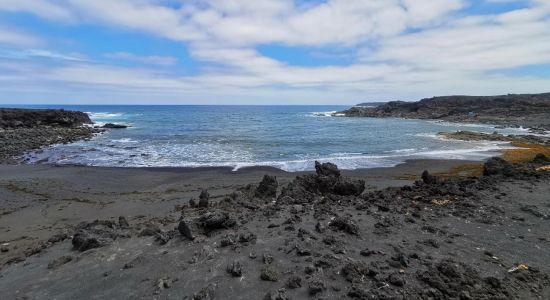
left=337, top=93, right=550, bottom=131
left=278, top=161, right=365, bottom=203
left=1, top=158, right=550, bottom=299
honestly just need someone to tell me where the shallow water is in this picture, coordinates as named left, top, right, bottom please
left=16, top=105, right=529, bottom=171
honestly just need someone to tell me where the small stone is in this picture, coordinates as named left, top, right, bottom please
left=47, top=255, right=73, bottom=269
left=308, top=280, right=326, bottom=295
left=226, top=260, right=243, bottom=277
left=388, top=273, right=406, bottom=287
left=263, top=288, right=289, bottom=300
left=178, top=220, right=194, bottom=240
left=304, top=265, right=316, bottom=275
left=118, top=216, right=130, bottom=228
left=260, top=265, right=279, bottom=282
left=286, top=275, right=302, bottom=289
left=263, top=253, right=274, bottom=264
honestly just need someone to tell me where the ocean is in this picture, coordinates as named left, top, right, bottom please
left=17, top=105, right=529, bottom=172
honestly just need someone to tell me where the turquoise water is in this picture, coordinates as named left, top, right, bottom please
left=17, top=105, right=528, bottom=171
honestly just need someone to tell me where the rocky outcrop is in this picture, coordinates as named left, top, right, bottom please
left=277, top=161, right=365, bottom=203
left=338, top=93, right=550, bottom=131
left=0, top=108, right=91, bottom=129
left=0, top=108, right=99, bottom=163
left=439, top=131, right=550, bottom=145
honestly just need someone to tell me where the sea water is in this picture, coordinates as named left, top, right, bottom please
left=17, top=105, right=529, bottom=172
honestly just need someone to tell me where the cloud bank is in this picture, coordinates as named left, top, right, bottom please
left=0, top=0, right=549, bottom=104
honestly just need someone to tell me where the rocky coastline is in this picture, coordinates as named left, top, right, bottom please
left=337, top=93, right=550, bottom=132
left=0, top=108, right=100, bottom=163
left=1, top=158, right=549, bottom=299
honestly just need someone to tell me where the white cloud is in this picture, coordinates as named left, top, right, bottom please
left=0, top=0, right=549, bottom=104
left=104, top=52, right=178, bottom=66
left=0, top=27, right=42, bottom=46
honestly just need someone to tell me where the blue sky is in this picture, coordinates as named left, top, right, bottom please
left=0, top=0, right=549, bottom=104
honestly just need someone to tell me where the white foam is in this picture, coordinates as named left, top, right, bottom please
left=87, top=112, right=124, bottom=120
left=311, top=111, right=337, bottom=117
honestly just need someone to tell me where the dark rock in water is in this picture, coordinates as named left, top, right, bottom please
left=483, top=157, right=513, bottom=176
left=118, top=216, right=130, bottom=228
left=178, top=220, right=194, bottom=240
left=198, top=189, right=209, bottom=208
left=255, top=175, right=278, bottom=199
left=47, top=255, right=73, bottom=269
left=329, top=216, right=359, bottom=235
left=308, top=279, right=326, bottom=295
left=533, top=153, right=550, bottom=164
left=260, top=265, right=279, bottom=281
left=315, top=161, right=341, bottom=177
left=226, top=260, right=243, bottom=277
left=421, top=170, right=438, bottom=184
left=198, top=211, right=236, bottom=230
left=102, top=123, right=128, bottom=129
left=263, top=288, right=289, bottom=300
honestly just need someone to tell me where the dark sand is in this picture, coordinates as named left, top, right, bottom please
left=1, top=158, right=549, bottom=299
left=0, top=159, right=468, bottom=258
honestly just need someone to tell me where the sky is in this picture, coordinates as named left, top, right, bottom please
left=0, top=0, right=549, bottom=105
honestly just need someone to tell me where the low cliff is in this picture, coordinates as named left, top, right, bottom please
left=339, top=93, right=550, bottom=131
left=0, top=108, right=92, bottom=129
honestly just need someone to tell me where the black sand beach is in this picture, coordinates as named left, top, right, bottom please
left=1, top=106, right=550, bottom=299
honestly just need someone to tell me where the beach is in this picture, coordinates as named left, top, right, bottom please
left=1, top=105, right=550, bottom=299
left=0, top=159, right=476, bottom=265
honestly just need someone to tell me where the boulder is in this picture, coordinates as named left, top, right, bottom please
left=198, top=212, right=236, bottom=230
left=198, top=189, right=210, bottom=208
left=178, top=220, right=194, bottom=240
left=255, top=175, right=278, bottom=199
left=421, top=170, right=438, bottom=184
left=329, top=216, right=359, bottom=235
left=315, top=161, right=340, bottom=177
left=71, top=220, right=123, bottom=252
left=533, top=153, right=550, bottom=164
left=483, top=157, right=513, bottom=176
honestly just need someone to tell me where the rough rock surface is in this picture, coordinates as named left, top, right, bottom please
left=1, top=158, right=550, bottom=299
left=338, top=93, right=550, bottom=131
left=0, top=108, right=99, bottom=163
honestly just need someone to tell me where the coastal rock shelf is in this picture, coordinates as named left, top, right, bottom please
left=338, top=93, right=550, bottom=132
left=0, top=108, right=98, bottom=163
